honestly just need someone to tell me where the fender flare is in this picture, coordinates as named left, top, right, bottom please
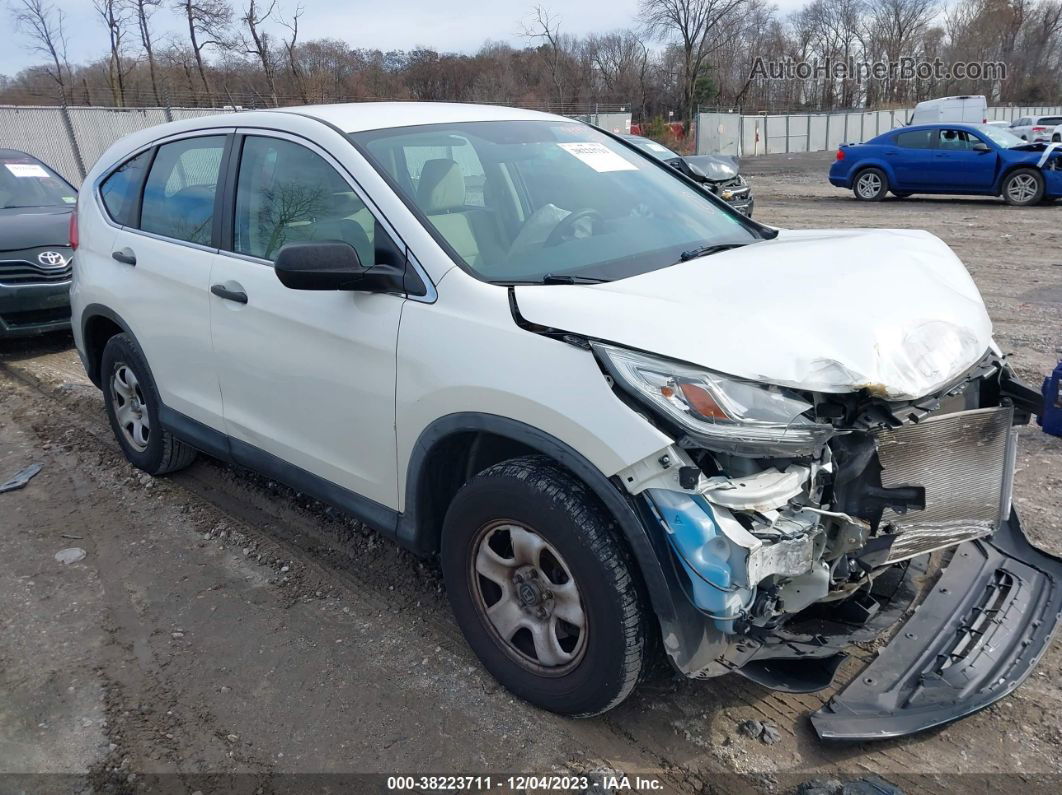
left=79, top=303, right=136, bottom=387
left=398, top=412, right=678, bottom=623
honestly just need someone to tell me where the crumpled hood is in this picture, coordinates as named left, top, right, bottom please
left=513, top=228, right=993, bottom=400
left=684, top=154, right=739, bottom=181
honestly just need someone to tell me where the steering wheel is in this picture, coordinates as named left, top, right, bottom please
left=544, top=208, right=604, bottom=247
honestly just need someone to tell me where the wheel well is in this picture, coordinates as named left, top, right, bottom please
left=996, top=164, right=1042, bottom=194
left=413, top=431, right=537, bottom=554
left=83, top=314, right=124, bottom=387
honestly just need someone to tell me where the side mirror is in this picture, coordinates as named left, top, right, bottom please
left=274, top=241, right=369, bottom=290
left=972, top=142, right=991, bottom=153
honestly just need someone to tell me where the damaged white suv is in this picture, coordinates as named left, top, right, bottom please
left=71, top=103, right=1060, bottom=740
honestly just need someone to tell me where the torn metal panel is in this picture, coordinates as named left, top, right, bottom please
left=513, top=228, right=993, bottom=399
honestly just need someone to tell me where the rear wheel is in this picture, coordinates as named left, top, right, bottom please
left=853, top=168, right=888, bottom=201
left=1002, top=168, right=1044, bottom=206
left=440, top=456, right=653, bottom=716
left=1053, top=133, right=1061, bottom=143
left=101, top=333, right=197, bottom=475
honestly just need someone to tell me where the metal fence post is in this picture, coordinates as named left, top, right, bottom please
left=825, top=113, right=831, bottom=150
left=806, top=114, right=811, bottom=153
left=58, top=105, right=87, bottom=181
left=785, top=113, right=790, bottom=153
left=843, top=112, right=848, bottom=144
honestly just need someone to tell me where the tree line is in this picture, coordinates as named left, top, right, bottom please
left=3, top=0, right=1061, bottom=130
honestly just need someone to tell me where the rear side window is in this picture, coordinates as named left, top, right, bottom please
left=1038, top=117, right=1062, bottom=126
left=895, top=130, right=934, bottom=149
left=140, top=136, right=226, bottom=245
left=99, top=151, right=150, bottom=225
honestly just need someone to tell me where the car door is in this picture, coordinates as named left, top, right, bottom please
left=889, top=129, right=937, bottom=188
left=209, top=130, right=405, bottom=510
left=105, top=132, right=231, bottom=431
left=932, top=128, right=997, bottom=189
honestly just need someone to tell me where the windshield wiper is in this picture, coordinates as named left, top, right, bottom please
left=540, top=273, right=610, bottom=285
left=678, top=242, right=749, bottom=262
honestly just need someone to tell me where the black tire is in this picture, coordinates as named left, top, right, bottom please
left=1053, top=134, right=1061, bottom=143
left=852, top=167, right=888, bottom=201
left=101, top=333, right=197, bottom=475
left=440, top=455, right=653, bottom=717
left=891, top=191, right=911, bottom=199
left=1001, top=168, right=1045, bottom=207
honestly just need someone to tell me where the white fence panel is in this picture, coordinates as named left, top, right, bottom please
left=0, top=107, right=81, bottom=184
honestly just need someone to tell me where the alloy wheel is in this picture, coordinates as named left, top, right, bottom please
left=110, top=364, right=150, bottom=452
left=469, top=521, right=587, bottom=675
left=1007, top=174, right=1038, bottom=204
left=856, top=172, right=881, bottom=198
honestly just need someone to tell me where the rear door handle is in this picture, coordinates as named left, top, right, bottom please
left=211, top=284, right=248, bottom=304
left=111, top=248, right=136, bottom=266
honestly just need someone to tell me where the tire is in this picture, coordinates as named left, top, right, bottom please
left=440, top=455, right=653, bottom=717
left=891, top=191, right=911, bottom=199
left=1001, top=168, right=1045, bottom=206
left=1053, top=134, right=1061, bottom=143
left=853, top=167, right=888, bottom=201
left=101, top=333, right=197, bottom=475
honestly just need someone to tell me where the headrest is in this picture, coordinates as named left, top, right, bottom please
left=417, top=159, right=465, bottom=212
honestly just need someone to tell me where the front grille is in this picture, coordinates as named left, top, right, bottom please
left=875, top=406, right=1014, bottom=562
left=0, top=259, right=73, bottom=285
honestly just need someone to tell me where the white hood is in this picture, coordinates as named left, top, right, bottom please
left=513, top=228, right=993, bottom=400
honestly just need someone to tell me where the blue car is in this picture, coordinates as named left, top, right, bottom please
left=829, top=123, right=1062, bottom=206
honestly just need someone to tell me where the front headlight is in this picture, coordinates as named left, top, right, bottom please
left=594, top=343, right=835, bottom=456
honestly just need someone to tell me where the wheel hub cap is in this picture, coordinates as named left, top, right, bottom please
left=110, top=364, right=150, bottom=452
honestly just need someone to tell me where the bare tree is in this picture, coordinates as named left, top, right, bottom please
left=521, top=6, right=569, bottom=108
left=280, top=3, right=306, bottom=103
left=94, top=0, right=133, bottom=105
left=11, top=0, right=70, bottom=104
left=639, top=0, right=748, bottom=129
left=174, top=0, right=232, bottom=105
left=128, top=0, right=166, bottom=105
left=241, top=0, right=279, bottom=106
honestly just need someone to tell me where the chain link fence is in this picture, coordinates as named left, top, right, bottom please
left=697, top=104, right=1062, bottom=157
left=0, top=104, right=633, bottom=186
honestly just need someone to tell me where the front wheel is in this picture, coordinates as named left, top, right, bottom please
left=440, top=456, right=654, bottom=717
left=853, top=167, right=888, bottom=201
left=1002, top=168, right=1044, bottom=206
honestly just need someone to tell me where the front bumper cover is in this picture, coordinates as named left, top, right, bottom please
left=811, top=510, right=1062, bottom=741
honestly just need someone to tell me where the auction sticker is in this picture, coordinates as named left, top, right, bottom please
left=4, top=162, right=49, bottom=178
left=557, top=142, right=637, bottom=172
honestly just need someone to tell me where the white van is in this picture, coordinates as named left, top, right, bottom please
left=909, top=95, right=988, bottom=125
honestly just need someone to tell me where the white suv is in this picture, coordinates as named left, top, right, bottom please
left=71, top=103, right=1060, bottom=739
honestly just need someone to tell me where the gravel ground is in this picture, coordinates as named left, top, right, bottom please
left=1, top=152, right=1060, bottom=793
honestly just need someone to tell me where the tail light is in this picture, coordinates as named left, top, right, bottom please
left=68, top=208, right=78, bottom=250
left=1032, top=126, right=1047, bottom=132
left=835, top=149, right=845, bottom=161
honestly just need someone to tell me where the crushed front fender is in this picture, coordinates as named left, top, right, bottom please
left=811, top=510, right=1062, bottom=741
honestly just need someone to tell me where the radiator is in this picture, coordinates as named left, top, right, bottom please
left=874, top=406, right=1016, bottom=563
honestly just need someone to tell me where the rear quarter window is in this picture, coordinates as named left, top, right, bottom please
left=99, top=150, right=151, bottom=226
left=895, top=130, right=934, bottom=149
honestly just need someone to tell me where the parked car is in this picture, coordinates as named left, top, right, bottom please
left=1008, top=114, right=1062, bottom=143
left=1051, top=122, right=1062, bottom=143
left=985, top=120, right=1012, bottom=128
left=622, top=135, right=754, bottom=215
left=908, top=95, right=987, bottom=125
left=829, top=123, right=1062, bottom=205
left=71, top=103, right=1059, bottom=739
left=0, top=149, right=77, bottom=337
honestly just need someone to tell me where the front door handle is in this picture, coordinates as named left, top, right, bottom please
left=211, top=284, right=248, bottom=304
left=111, top=248, right=136, bottom=266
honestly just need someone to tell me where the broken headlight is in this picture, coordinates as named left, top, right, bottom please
left=594, top=343, right=835, bottom=456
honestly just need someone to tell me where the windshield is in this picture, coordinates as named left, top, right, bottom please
left=624, top=136, right=683, bottom=162
left=350, top=121, right=758, bottom=283
left=974, top=125, right=1026, bottom=148
left=0, top=156, right=76, bottom=209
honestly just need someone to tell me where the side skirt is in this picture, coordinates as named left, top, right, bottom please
left=159, top=406, right=403, bottom=547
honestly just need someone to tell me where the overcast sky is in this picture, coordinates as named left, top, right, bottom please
left=1, top=0, right=804, bottom=78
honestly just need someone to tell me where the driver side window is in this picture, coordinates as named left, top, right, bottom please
left=937, top=129, right=976, bottom=150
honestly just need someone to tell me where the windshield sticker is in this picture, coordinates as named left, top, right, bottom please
left=645, top=141, right=671, bottom=153
left=557, top=142, right=637, bottom=172
left=62, top=196, right=76, bottom=203
left=4, top=163, right=50, bottom=178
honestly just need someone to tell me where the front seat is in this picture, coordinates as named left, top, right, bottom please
left=417, top=159, right=502, bottom=268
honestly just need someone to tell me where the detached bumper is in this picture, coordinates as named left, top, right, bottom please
left=811, top=510, right=1062, bottom=741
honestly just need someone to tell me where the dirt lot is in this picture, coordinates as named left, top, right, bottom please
left=2, top=151, right=1061, bottom=793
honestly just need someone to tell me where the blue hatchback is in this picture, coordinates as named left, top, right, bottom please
left=829, top=123, right=1062, bottom=206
